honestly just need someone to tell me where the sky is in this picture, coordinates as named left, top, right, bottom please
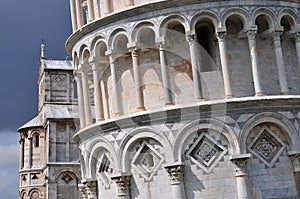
left=0, top=1, right=71, bottom=198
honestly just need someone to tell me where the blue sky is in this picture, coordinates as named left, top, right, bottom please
left=0, top=1, right=71, bottom=198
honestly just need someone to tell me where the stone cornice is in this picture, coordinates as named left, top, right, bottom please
left=73, top=95, right=300, bottom=143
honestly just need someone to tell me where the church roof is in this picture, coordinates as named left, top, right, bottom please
left=18, top=114, right=43, bottom=132
left=42, top=59, right=73, bottom=70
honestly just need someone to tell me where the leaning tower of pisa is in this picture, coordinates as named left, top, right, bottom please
left=67, top=0, right=300, bottom=198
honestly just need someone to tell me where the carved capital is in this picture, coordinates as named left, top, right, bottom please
left=187, top=34, right=196, bottom=44
left=164, top=163, right=185, bottom=184
left=86, top=180, right=98, bottom=198
left=247, top=28, right=257, bottom=40
left=292, top=32, right=300, bottom=42
left=230, top=154, right=251, bottom=177
left=272, top=31, right=283, bottom=41
left=131, top=49, right=139, bottom=57
left=78, top=183, right=88, bottom=199
left=156, top=42, right=166, bottom=51
left=217, top=31, right=227, bottom=41
left=288, top=151, right=300, bottom=172
left=111, top=174, right=131, bottom=196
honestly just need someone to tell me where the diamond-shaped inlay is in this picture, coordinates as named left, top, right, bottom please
left=249, top=127, right=285, bottom=167
left=132, top=141, right=164, bottom=181
left=187, top=133, right=227, bottom=173
left=62, top=172, right=73, bottom=184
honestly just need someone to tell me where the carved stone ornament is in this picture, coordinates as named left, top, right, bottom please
left=247, top=28, right=257, bottom=40
left=288, top=151, right=300, bottom=172
left=293, top=32, right=300, bottom=42
left=272, top=31, right=283, bottom=41
left=78, top=183, right=88, bottom=199
left=230, top=154, right=251, bottom=177
left=217, top=31, right=227, bottom=41
left=111, top=174, right=131, bottom=196
left=187, top=34, right=196, bottom=44
left=164, top=163, right=185, bottom=184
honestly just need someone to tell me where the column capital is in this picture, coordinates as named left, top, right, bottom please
left=217, top=31, right=227, bottom=41
left=111, top=173, right=131, bottom=196
left=288, top=151, right=300, bottom=172
left=78, top=183, right=88, bottom=199
left=164, top=163, right=185, bottom=184
left=272, top=30, right=283, bottom=41
left=230, top=154, right=251, bottom=177
left=247, top=26, right=258, bottom=40
left=82, top=0, right=88, bottom=11
left=19, top=138, right=25, bottom=144
left=186, top=34, right=197, bottom=44
left=292, top=32, right=300, bottom=42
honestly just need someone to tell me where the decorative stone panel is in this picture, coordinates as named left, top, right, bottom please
left=186, top=133, right=227, bottom=173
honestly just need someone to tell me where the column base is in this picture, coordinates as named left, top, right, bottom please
left=136, top=107, right=146, bottom=111
left=114, top=112, right=123, bottom=117
left=165, top=102, right=174, bottom=106
left=195, top=98, right=205, bottom=102
left=281, top=91, right=290, bottom=95
left=225, top=95, right=234, bottom=99
left=255, top=92, right=264, bottom=97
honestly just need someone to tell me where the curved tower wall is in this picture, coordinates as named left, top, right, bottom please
left=67, top=1, right=300, bottom=198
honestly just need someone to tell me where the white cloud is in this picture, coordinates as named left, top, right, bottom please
left=0, top=132, right=19, bottom=199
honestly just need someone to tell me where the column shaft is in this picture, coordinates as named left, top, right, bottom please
left=92, top=65, right=105, bottom=121
left=82, top=71, right=93, bottom=125
left=28, top=138, right=32, bottom=168
left=125, top=0, right=134, bottom=6
left=247, top=29, right=264, bottom=96
left=19, top=139, right=24, bottom=169
left=273, top=31, right=289, bottom=94
left=87, top=0, right=95, bottom=22
left=104, top=0, right=111, bottom=14
left=158, top=44, right=173, bottom=105
left=75, top=74, right=86, bottom=128
left=187, top=35, right=203, bottom=100
left=295, top=33, right=300, bottom=70
left=131, top=50, right=145, bottom=110
left=109, top=55, right=123, bottom=115
left=218, top=31, right=233, bottom=98
left=69, top=0, right=78, bottom=32
left=165, top=164, right=187, bottom=199
left=75, top=0, right=84, bottom=27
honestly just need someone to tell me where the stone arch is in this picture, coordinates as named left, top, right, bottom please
left=87, top=137, right=119, bottom=178
left=28, top=188, right=40, bottom=199
left=278, top=8, right=299, bottom=28
left=221, top=7, right=251, bottom=29
left=90, top=35, right=107, bottom=57
left=159, top=14, right=189, bottom=37
left=20, top=189, right=27, bottom=199
left=174, top=118, right=240, bottom=162
left=132, top=21, right=156, bottom=48
left=240, top=112, right=299, bottom=153
left=252, top=7, right=277, bottom=28
left=81, top=47, right=91, bottom=64
left=108, top=28, right=129, bottom=51
left=190, top=10, right=220, bottom=31
left=119, top=126, right=174, bottom=172
left=31, top=131, right=40, bottom=148
left=73, top=52, right=79, bottom=70
left=56, top=170, right=80, bottom=198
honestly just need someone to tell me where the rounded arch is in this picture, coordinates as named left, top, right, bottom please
left=159, top=14, right=189, bottom=37
left=240, top=112, right=299, bottom=153
left=252, top=7, right=277, bottom=27
left=30, top=130, right=40, bottom=138
left=119, top=127, right=174, bottom=171
left=90, top=36, right=107, bottom=57
left=221, top=7, right=251, bottom=28
left=174, top=119, right=240, bottom=162
left=108, top=28, right=129, bottom=50
left=87, top=137, right=119, bottom=178
left=78, top=45, right=90, bottom=64
left=132, top=21, right=156, bottom=42
left=28, top=188, right=40, bottom=199
left=20, top=189, right=27, bottom=199
left=278, top=8, right=299, bottom=27
left=190, top=10, right=220, bottom=31
left=73, top=52, right=79, bottom=70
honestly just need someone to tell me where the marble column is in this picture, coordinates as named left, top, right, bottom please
left=19, top=138, right=25, bottom=169
left=69, top=0, right=78, bottom=32
left=75, top=0, right=84, bottom=28
left=108, top=54, right=123, bottom=116
left=157, top=42, right=173, bottom=105
left=74, top=72, right=86, bottom=128
left=125, top=0, right=134, bottom=6
left=82, top=69, right=93, bottom=125
left=247, top=27, right=264, bottom=96
left=165, top=163, right=187, bottom=199
left=187, top=34, right=203, bottom=101
left=28, top=137, right=33, bottom=168
left=273, top=30, right=289, bottom=94
left=86, top=180, right=98, bottom=199
left=230, top=154, right=251, bottom=199
left=78, top=183, right=88, bottom=199
left=111, top=174, right=131, bottom=199
left=293, top=32, right=300, bottom=71
left=91, top=63, right=105, bottom=121
left=217, top=30, right=233, bottom=98
left=131, top=49, right=145, bottom=110
left=87, top=0, right=95, bottom=22
left=288, top=151, right=300, bottom=195
left=104, top=0, right=111, bottom=14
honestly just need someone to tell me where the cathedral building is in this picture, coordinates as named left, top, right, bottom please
left=20, top=0, right=300, bottom=198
